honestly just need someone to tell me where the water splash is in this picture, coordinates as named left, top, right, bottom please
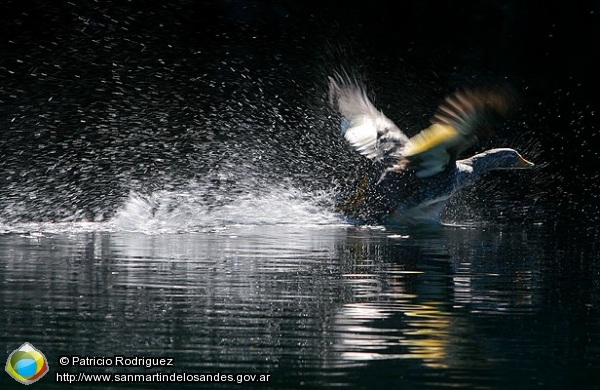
left=111, top=183, right=346, bottom=234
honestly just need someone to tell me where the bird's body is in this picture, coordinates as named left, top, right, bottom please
left=329, top=78, right=534, bottom=224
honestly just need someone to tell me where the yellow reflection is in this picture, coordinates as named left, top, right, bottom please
left=398, top=302, right=451, bottom=368
left=328, top=270, right=452, bottom=369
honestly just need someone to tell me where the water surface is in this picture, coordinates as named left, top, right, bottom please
left=2, top=216, right=599, bottom=389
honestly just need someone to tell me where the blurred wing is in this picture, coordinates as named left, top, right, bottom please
left=329, top=77, right=408, bottom=163
left=400, top=87, right=516, bottom=177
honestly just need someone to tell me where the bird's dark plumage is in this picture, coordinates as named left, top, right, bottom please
left=329, top=77, right=532, bottom=224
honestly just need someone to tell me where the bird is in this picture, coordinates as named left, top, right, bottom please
left=328, top=77, right=534, bottom=224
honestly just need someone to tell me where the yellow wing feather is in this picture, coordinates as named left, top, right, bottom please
left=402, top=124, right=459, bottom=157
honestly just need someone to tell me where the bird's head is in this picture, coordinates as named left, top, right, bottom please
left=484, top=148, right=535, bottom=170
left=489, top=148, right=535, bottom=169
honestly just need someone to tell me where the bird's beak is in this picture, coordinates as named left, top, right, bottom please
left=518, top=156, right=535, bottom=168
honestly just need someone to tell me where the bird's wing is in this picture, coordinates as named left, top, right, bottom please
left=400, top=87, right=516, bottom=178
left=329, top=77, right=408, bottom=163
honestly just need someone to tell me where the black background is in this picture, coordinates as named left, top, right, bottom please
left=0, top=0, right=599, bottom=221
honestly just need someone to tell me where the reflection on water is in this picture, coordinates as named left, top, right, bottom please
left=1, top=222, right=599, bottom=388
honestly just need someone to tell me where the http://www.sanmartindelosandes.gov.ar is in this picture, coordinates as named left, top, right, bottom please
left=5, top=342, right=50, bottom=385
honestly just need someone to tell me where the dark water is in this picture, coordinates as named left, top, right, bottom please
left=1, top=2, right=600, bottom=389
left=1, top=215, right=600, bottom=389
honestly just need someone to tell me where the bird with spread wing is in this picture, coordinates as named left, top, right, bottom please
left=329, top=77, right=534, bottom=224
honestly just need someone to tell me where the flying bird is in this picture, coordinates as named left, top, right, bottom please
left=329, top=77, right=534, bottom=224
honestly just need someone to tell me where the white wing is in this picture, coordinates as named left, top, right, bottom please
left=329, top=77, right=408, bottom=163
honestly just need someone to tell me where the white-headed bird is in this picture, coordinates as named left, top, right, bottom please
left=329, top=77, right=534, bottom=224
